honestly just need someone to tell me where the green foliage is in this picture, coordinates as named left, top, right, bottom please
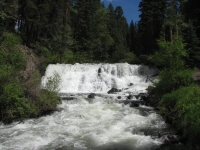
left=0, top=82, right=31, bottom=122
left=152, top=68, right=194, bottom=96
left=118, top=51, right=139, bottom=64
left=89, top=7, right=114, bottom=61
left=160, top=84, right=200, bottom=145
left=0, top=11, right=8, bottom=20
left=0, top=33, right=25, bottom=71
left=184, top=20, right=200, bottom=67
left=0, top=33, right=60, bottom=123
left=138, top=0, right=166, bottom=55
left=149, top=36, right=187, bottom=69
left=0, top=32, right=24, bottom=85
left=33, top=89, right=59, bottom=116
left=44, top=72, right=61, bottom=92
left=149, top=36, right=191, bottom=96
left=74, top=51, right=92, bottom=63
left=0, top=33, right=27, bottom=123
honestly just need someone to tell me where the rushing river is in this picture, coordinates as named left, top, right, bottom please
left=0, top=63, right=173, bottom=150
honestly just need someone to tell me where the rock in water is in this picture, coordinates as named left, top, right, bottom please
left=107, top=88, right=121, bottom=94
left=88, top=93, right=96, bottom=99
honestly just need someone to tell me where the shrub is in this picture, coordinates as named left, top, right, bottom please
left=149, top=36, right=187, bottom=70
left=44, top=72, right=61, bottom=92
left=152, top=68, right=194, bottom=96
left=0, top=33, right=28, bottom=123
left=0, top=82, right=31, bottom=123
left=160, top=84, right=200, bottom=145
left=35, top=89, right=59, bottom=115
left=119, top=51, right=140, bottom=64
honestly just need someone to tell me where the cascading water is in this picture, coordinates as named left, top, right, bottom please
left=41, top=63, right=158, bottom=94
left=0, top=63, right=173, bottom=150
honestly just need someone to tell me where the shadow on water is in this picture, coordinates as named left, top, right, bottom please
left=52, top=143, right=186, bottom=150
left=52, top=143, right=159, bottom=150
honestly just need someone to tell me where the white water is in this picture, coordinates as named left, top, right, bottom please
left=41, top=63, right=158, bottom=94
left=0, top=63, right=171, bottom=150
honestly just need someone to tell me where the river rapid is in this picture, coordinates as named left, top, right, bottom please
left=0, top=63, right=173, bottom=150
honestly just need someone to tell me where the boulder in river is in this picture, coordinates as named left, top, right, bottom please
left=117, top=96, right=122, bottom=99
left=127, top=94, right=134, bottom=100
left=107, top=88, right=121, bottom=94
left=88, top=93, right=96, bottom=99
left=129, top=83, right=134, bottom=86
left=134, top=93, right=149, bottom=101
left=130, top=101, right=140, bottom=107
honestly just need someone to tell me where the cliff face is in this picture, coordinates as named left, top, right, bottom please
left=18, top=45, right=44, bottom=100
left=19, top=45, right=42, bottom=81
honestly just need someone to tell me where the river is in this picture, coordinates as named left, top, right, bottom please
left=0, top=63, right=174, bottom=150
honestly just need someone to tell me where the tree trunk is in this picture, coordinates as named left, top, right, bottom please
left=170, top=26, right=173, bottom=43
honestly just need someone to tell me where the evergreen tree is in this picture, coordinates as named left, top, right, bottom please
left=88, top=7, right=114, bottom=61
left=183, top=0, right=200, bottom=67
left=107, top=3, right=117, bottom=57
left=107, top=4, right=129, bottom=62
left=17, top=0, right=73, bottom=62
left=128, top=21, right=137, bottom=54
left=0, top=0, right=18, bottom=32
left=138, top=0, right=166, bottom=55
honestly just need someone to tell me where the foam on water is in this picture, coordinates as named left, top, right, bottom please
left=0, top=63, right=168, bottom=150
left=41, top=63, right=159, bottom=94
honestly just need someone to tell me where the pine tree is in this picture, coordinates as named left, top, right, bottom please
left=0, top=0, right=18, bottom=32
left=88, top=7, right=114, bottom=61
left=138, top=0, right=166, bottom=55
left=107, top=4, right=129, bottom=62
left=128, top=21, right=137, bottom=54
left=17, top=0, right=73, bottom=61
left=183, top=0, right=200, bottom=67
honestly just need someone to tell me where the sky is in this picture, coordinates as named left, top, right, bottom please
left=101, top=0, right=141, bottom=24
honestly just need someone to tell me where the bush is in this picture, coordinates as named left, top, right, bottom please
left=0, top=33, right=28, bottom=123
left=160, top=84, right=200, bottom=145
left=119, top=51, right=140, bottom=64
left=0, top=82, right=31, bottom=123
left=44, top=72, right=61, bottom=92
left=0, top=33, right=60, bottom=123
left=149, top=36, right=187, bottom=70
left=152, top=68, right=194, bottom=96
left=35, top=89, right=59, bottom=115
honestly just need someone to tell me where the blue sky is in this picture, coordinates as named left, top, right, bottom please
left=101, top=0, right=141, bottom=24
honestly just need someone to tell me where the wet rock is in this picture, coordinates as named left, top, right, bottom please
left=118, top=99, right=146, bottom=107
left=129, top=83, right=134, bottom=86
left=117, top=96, right=122, bottom=99
left=130, top=102, right=140, bottom=107
left=107, top=88, right=121, bottom=94
left=129, top=100, right=141, bottom=107
left=88, top=93, right=96, bottom=99
left=127, top=94, right=133, bottom=99
left=59, top=96, right=76, bottom=100
left=140, top=94, right=149, bottom=101
left=98, top=68, right=102, bottom=76
left=134, top=93, right=149, bottom=101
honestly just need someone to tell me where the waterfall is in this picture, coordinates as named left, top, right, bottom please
left=41, top=63, right=159, bottom=94
left=0, top=63, right=175, bottom=150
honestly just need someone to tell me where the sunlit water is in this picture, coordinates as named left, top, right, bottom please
left=0, top=63, right=172, bottom=150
